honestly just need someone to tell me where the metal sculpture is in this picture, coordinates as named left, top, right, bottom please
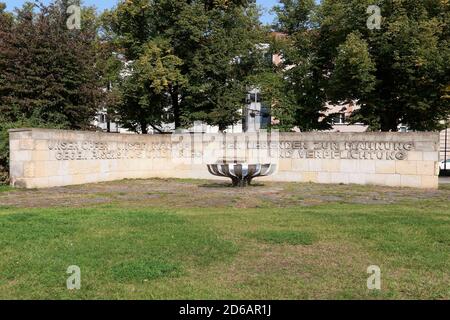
left=207, top=162, right=276, bottom=187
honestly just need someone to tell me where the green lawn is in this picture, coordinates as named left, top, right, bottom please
left=0, top=191, right=448, bottom=299
left=0, top=185, right=13, bottom=193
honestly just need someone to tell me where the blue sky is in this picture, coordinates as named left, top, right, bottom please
left=2, top=0, right=279, bottom=24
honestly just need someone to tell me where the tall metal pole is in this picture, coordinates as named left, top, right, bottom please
left=445, top=125, right=448, bottom=171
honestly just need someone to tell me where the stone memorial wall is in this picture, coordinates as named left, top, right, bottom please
left=9, top=128, right=440, bottom=189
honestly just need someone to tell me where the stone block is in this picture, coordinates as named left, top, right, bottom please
left=322, top=160, right=341, bottom=173
left=19, top=139, right=34, bottom=150
left=48, top=176, right=64, bottom=188
left=395, top=161, right=417, bottom=175
left=400, top=175, right=422, bottom=188
left=9, top=161, right=24, bottom=178
left=423, top=152, right=439, bottom=161
left=10, top=151, right=31, bottom=162
left=407, top=151, right=423, bottom=161
left=278, top=158, right=293, bottom=171
left=331, top=172, right=349, bottom=184
left=292, top=159, right=309, bottom=171
left=9, top=140, right=20, bottom=151
left=29, top=177, right=49, bottom=189
left=23, top=162, right=35, bottom=178
left=348, top=173, right=367, bottom=185
left=417, top=161, right=438, bottom=176
left=360, top=160, right=376, bottom=174
left=274, top=171, right=299, bottom=182
left=340, top=160, right=356, bottom=173
left=32, top=151, right=50, bottom=162
left=384, top=174, right=401, bottom=187
left=308, top=160, right=322, bottom=172
left=421, top=176, right=439, bottom=189
left=35, top=140, right=49, bottom=151
left=301, top=172, right=318, bottom=183
left=375, top=161, right=396, bottom=174
left=317, top=172, right=332, bottom=184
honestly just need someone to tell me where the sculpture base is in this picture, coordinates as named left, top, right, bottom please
left=207, top=163, right=276, bottom=187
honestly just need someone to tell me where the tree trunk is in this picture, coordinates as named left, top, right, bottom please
left=140, top=122, right=148, bottom=134
left=219, top=123, right=227, bottom=132
left=380, top=111, right=399, bottom=132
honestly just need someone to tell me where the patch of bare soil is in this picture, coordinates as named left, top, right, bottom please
left=209, top=241, right=374, bottom=299
left=0, top=178, right=448, bottom=209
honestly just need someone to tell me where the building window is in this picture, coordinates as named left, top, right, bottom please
left=332, top=113, right=346, bottom=125
left=247, top=93, right=262, bottom=104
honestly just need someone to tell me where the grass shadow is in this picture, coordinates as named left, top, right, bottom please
left=199, top=183, right=233, bottom=188
left=199, top=182, right=267, bottom=188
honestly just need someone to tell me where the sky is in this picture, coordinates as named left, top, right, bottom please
left=2, top=0, right=279, bottom=24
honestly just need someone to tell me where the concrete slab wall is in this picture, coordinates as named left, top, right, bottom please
left=9, top=128, right=440, bottom=189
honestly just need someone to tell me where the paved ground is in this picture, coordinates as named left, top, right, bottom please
left=439, top=177, right=450, bottom=184
left=1, top=178, right=449, bottom=209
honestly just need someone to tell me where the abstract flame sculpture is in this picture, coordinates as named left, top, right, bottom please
left=207, top=162, right=277, bottom=187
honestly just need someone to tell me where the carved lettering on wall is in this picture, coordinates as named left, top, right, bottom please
left=48, top=140, right=415, bottom=161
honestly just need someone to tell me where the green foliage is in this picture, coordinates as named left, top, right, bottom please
left=0, top=185, right=13, bottom=192
left=275, top=0, right=450, bottom=131
left=329, top=32, right=376, bottom=102
left=118, top=38, right=186, bottom=133
left=273, top=0, right=331, bottom=131
left=0, top=1, right=101, bottom=130
left=107, top=0, right=267, bottom=132
left=0, top=1, right=103, bottom=183
left=249, top=70, right=297, bottom=131
left=179, top=3, right=267, bottom=130
left=273, top=0, right=317, bottom=33
left=443, top=85, right=450, bottom=100
left=0, top=126, right=9, bottom=184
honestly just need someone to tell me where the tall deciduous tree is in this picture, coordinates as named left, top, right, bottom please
left=0, top=0, right=101, bottom=129
left=275, top=0, right=450, bottom=131
left=118, top=38, right=186, bottom=134
left=107, top=0, right=266, bottom=132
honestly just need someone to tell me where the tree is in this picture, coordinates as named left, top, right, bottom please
left=274, top=0, right=450, bottom=131
left=0, top=0, right=100, bottom=129
left=118, top=38, right=186, bottom=134
left=180, top=3, right=267, bottom=131
left=273, top=0, right=331, bottom=131
left=0, top=0, right=103, bottom=183
left=107, top=0, right=266, bottom=132
left=246, top=33, right=298, bottom=131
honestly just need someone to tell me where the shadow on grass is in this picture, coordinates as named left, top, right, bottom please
left=199, top=182, right=266, bottom=188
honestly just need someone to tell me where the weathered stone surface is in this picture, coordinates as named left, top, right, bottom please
left=8, top=128, right=440, bottom=189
